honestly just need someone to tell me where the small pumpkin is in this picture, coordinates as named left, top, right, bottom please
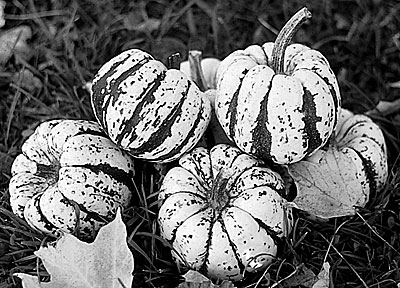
left=215, top=8, right=341, bottom=164
left=91, top=49, right=211, bottom=163
left=157, top=144, right=292, bottom=281
left=180, top=51, right=231, bottom=146
left=8, top=119, right=135, bottom=239
left=322, top=108, right=387, bottom=204
left=289, top=107, right=388, bottom=219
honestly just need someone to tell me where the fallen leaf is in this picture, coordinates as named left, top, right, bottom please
left=288, top=147, right=366, bottom=219
left=271, top=264, right=316, bottom=288
left=0, top=0, right=5, bottom=28
left=271, top=262, right=330, bottom=288
left=177, top=270, right=236, bottom=288
left=15, top=208, right=134, bottom=288
left=312, top=262, right=330, bottom=288
left=0, top=25, right=33, bottom=64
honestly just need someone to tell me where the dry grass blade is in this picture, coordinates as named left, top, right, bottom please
left=319, top=233, right=369, bottom=288
left=356, top=211, right=400, bottom=257
left=5, top=10, right=69, bottom=20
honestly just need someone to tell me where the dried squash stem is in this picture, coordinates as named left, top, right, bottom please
left=271, top=7, right=312, bottom=74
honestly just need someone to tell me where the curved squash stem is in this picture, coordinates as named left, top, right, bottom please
left=271, top=7, right=312, bottom=74
left=188, top=50, right=208, bottom=92
left=166, top=52, right=181, bottom=69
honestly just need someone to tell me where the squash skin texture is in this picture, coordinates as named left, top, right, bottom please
left=333, top=108, right=387, bottom=203
left=216, top=43, right=341, bottom=165
left=91, top=49, right=211, bottom=163
left=9, top=120, right=134, bottom=239
left=158, top=144, right=292, bottom=281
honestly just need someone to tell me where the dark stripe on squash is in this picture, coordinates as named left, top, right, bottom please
left=347, top=146, right=377, bottom=195
left=80, top=182, right=127, bottom=206
left=114, top=71, right=167, bottom=146
left=251, top=75, right=275, bottom=160
left=234, top=205, right=283, bottom=245
left=260, top=45, right=270, bottom=64
left=12, top=176, right=47, bottom=190
left=23, top=123, right=59, bottom=165
left=298, top=67, right=340, bottom=126
left=336, top=120, right=372, bottom=146
left=153, top=94, right=208, bottom=162
left=75, top=128, right=108, bottom=139
left=200, top=209, right=217, bottom=276
left=227, top=69, right=248, bottom=140
left=301, top=87, right=323, bottom=154
left=22, top=151, right=56, bottom=175
left=75, top=163, right=135, bottom=194
left=91, top=55, right=151, bottom=131
left=159, top=191, right=208, bottom=204
left=253, top=218, right=283, bottom=246
left=169, top=205, right=209, bottom=243
left=226, top=166, right=261, bottom=197
left=232, top=168, right=286, bottom=198
left=29, top=194, right=67, bottom=234
left=68, top=198, right=111, bottom=222
left=217, top=216, right=246, bottom=276
left=184, top=152, right=212, bottom=191
left=215, top=144, right=243, bottom=169
left=320, top=75, right=339, bottom=126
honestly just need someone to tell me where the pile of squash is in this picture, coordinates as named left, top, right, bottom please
left=8, top=7, right=388, bottom=283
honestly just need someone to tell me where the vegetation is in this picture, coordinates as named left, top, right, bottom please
left=1, top=0, right=400, bottom=287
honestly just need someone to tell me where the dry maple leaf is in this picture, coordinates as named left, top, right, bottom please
left=15, top=208, right=134, bottom=288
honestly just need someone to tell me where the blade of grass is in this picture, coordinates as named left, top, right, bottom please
left=356, top=211, right=400, bottom=257
left=319, top=233, right=369, bottom=288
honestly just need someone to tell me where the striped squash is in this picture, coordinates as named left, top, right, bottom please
left=180, top=51, right=231, bottom=146
left=332, top=108, right=387, bottom=203
left=158, top=144, right=292, bottom=281
left=215, top=8, right=341, bottom=164
left=91, top=49, right=211, bottom=163
left=8, top=119, right=134, bottom=239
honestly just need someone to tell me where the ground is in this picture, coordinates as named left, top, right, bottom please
left=1, top=0, right=400, bottom=287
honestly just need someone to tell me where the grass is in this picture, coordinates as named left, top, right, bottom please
left=1, top=0, right=400, bottom=287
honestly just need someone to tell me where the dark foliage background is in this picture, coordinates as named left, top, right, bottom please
left=1, top=0, right=400, bottom=287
